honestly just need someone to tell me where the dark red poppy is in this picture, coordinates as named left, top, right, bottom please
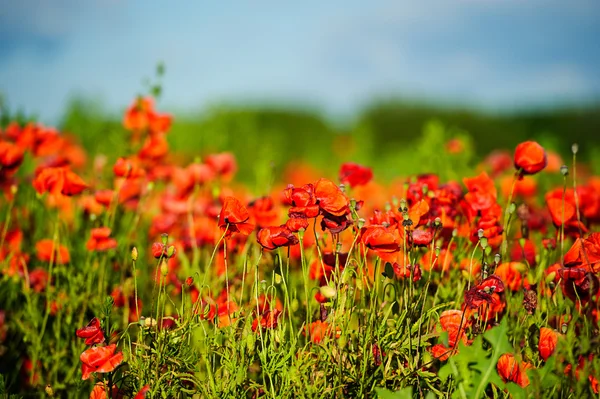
left=283, top=183, right=320, bottom=218
left=76, top=317, right=105, bottom=345
left=320, top=212, right=352, bottom=234
left=514, top=141, right=547, bottom=175
left=561, top=272, right=599, bottom=304
left=339, top=162, right=373, bottom=187
left=464, top=275, right=505, bottom=309
left=257, top=226, right=299, bottom=250
left=86, top=227, right=118, bottom=252
left=218, top=197, right=255, bottom=237
left=80, top=344, right=124, bottom=380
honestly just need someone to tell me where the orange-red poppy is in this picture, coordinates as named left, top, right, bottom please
left=218, top=197, right=255, bottom=237
left=33, top=167, right=88, bottom=196
left=360, top=225, right=400, bottom=254
left=76, top=317, right=105, bottom=346
left=514, top=141, right=547, bottom=175
left=497, top=353, right=531, bottom=387
left=251, top=309, right=281, bottom=332
left=256, top=226, right=299, bottom=250
left=205, top=152, right=237, bottom=181
left=80, top=344, right=124, bottom=380
left=0, top=141, right=24, bottom=171
left=35, top=239, right=70, bottom=264
left=563, top=232, right=600, bottom=272
left=248, top=196, right=279, bottom=228
left=494, top=262, right=524, bottom=291
left=86, top=227, right=117, bottom=252
left=303, top=320, right=338, bottom=344
left=538, top=327, right=558, bottom=361
left=314, top=178, right=349, bottom=216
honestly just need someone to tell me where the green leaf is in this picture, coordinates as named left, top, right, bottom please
left=375, top=387, right=413, bottom=399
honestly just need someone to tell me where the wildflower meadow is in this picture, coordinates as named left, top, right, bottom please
left=1, top=90, right=600, bottom=399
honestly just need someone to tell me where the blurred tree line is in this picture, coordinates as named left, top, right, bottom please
left=5, top=95, right=599, bottom=187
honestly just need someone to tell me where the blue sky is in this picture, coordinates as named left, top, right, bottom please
left=1, top=0, right=599, bottom=124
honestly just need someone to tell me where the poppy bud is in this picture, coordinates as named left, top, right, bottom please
left=131, top=247, right=138, bottom=261
left=45, top=385, right=54, bottom=397
left=185, top=276, right=194, bottom=287
left=160, top=260, right=168, bottom=277
left=166, top=245, right=176, bottom=258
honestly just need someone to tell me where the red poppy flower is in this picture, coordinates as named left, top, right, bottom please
left=218, top=197, right=255, bottom=237
left=205, top=152, right=237, bottom=180
left=76, top=317, right=105, bottom=345
left=134, top=385, right=151, bottom=399
left=314, top=178, right=349, bottom=216
left=320, top=212, right=352, bottom=234
left=411, top=228, right=433, bottom=246
left=0, top=141, right=24, bottom=171
left=514, top=141, right=547, bottom=175
left=360, top=226, right=400, bottom=253
left=283, top=183, right=320, bottom=219
left=546, top=197, right=576, bottom=227
left=494, top=262, right=524, bottom=291
left=257, top=226, right=299, bottom=250
left=497, top=353, right=531, bottom=387
left=563, top=233, right=600, bottom=272
left=33, top=167, right=88, bottom=196
left=391, top=262, right=422, bottom=282
left=464, top=275, right=505, bottom=308
left=86, top=228, right=117, bottom=252
left=35, top=239, right=70, bottom=264
left=248, top=196, right=279, bottom=228
left=138, top=134, right=169, bottom=160
left=94, top=190, right=114, bottom=207
left=80, top=344, right=124, bottom=380
left=303, top=320, right=338, bottom=344
left=510, top=239, right=537, bottom=266
left=339, top=162, right=373, bottom=187
left=251, top=309, right=281, bottom=332
left=113, top=157, right=145, bottom=179
left=561, top=272, right=599, bottom=304
left=539, top=327, right=558, bottom=361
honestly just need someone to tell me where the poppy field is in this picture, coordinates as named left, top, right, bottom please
left=1, top=95, right=600, bottom=399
